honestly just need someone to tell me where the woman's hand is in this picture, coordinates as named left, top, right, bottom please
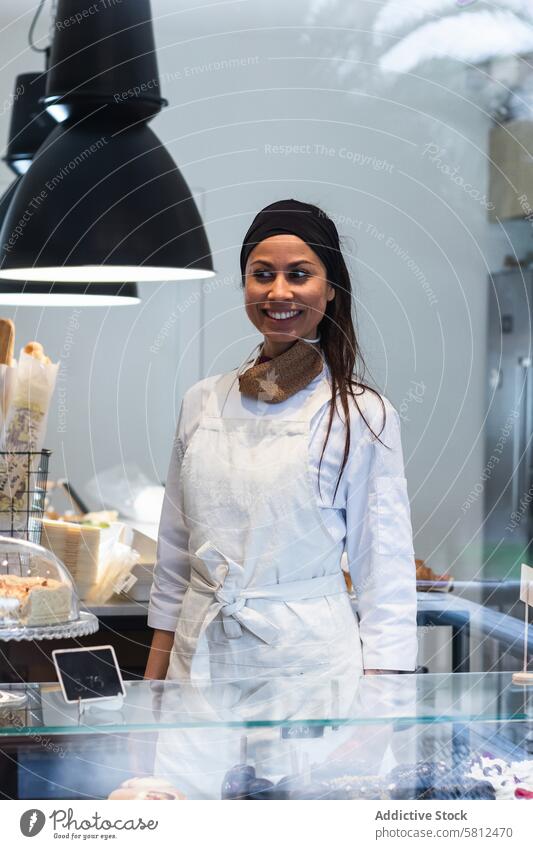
left=126, top=636, right=175, bottom=781
left=149, top=679, right=166, bottom=723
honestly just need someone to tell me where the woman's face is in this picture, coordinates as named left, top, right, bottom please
left=244, top=234, right=335, bottom=357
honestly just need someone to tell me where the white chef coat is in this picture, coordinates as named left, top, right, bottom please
left=148, top=364, right=418, bottom=671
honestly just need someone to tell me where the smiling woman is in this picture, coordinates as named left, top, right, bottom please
left=146, top=196, right=417, bottom=688
left=146, top=197, right=418, bottom=795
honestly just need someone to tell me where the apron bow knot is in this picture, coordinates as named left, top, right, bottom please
left=215, top=591, right=247, bottom=638
left=188, top=541, right=347, bottom=664
left=194, top=541, right=280, bottom=643
left=217, top=594, right=246, bottom=617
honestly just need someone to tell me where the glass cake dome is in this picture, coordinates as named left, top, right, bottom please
left=0, top=536, right=98, bottom=639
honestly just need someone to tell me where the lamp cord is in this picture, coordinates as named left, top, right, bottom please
left=28, top=0, right=51, bottom=54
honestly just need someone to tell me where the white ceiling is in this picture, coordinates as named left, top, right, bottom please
left=0, top=0, right=299, bottom=30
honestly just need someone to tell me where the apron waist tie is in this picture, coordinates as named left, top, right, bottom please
left=190, top=539, right=347, bottom=643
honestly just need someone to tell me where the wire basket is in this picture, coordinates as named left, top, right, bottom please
left=0, top=449, right=51, bottom=543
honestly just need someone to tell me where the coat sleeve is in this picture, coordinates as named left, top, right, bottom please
left=147, top=395, right=193, bottom=632
left=345, top=397, right=418, bottom=671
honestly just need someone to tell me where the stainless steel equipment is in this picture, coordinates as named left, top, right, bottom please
left=484, top=268, right=533, bottom=577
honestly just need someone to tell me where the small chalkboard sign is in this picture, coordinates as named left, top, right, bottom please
left=52, top=645, right=125, bottom=704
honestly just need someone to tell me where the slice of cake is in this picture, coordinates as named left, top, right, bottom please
left=0, top=574, right=72, bottom=626
left=0, top=596, right=20, bottom=624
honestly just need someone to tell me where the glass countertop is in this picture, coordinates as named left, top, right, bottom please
left=1, top=672, right=532, bottom=737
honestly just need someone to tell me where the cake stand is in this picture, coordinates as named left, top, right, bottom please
left=0, top=611, right=98, bottom=643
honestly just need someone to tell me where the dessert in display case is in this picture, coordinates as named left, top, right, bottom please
left=108, top=777, right=187, bottom=800
left=0, top=536, right=98, bottom=640
left=1, top=672, right=533, bottom=800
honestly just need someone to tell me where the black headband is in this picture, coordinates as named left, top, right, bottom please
left=239, top=199, right=340, bottom=280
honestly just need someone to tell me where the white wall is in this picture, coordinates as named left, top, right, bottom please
left=0, top=1, right=528, bottom=594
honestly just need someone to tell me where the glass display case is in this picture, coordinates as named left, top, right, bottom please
left=0, top=672, right=532, bottom=800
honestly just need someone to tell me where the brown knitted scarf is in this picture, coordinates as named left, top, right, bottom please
left=238, top=339, right=324, bottom=403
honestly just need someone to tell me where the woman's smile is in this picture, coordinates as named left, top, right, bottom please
left=260, top=306, right=305, bottom=323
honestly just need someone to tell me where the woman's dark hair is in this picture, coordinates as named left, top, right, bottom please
left=240, top=198, right=389, bottom=503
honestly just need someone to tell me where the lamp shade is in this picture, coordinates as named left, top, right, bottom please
left=4, top=73, right=57, bottom=175
left=44, top=0, right=166, bottom=123
left=1, top=72, right=55, bottom=238
left=0, top=176, right=22, bottom=222
left=0, top=117, right=214, bottom=282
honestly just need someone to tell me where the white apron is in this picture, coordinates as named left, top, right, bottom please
left=166, top=367, right=364, bottom=682
left=154, top=368, right=367, bottom=797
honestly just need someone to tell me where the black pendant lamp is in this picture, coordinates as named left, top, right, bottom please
left=0, top=0, right=215, bottom=285
left=0, top=72, right=56, bottom=229
left=3, top=72, right=56, bottom=176
left=0, top=176, right=22, bottom=221
left=0, top=71, right=139, bottom=305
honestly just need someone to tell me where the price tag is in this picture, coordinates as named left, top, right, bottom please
left=52, top=645, right=125, bottom=704
left=114, top=572, right=137, bottom=595
left=281, top=724, right=324, bottom=739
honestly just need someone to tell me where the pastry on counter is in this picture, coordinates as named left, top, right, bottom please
left=342, top=569, right=353, bottom=593
left=386, top=760, right=495, bottom=800
left=468, top=754, right=533, bottom=800
left=515, top=785, right=533, bottom=799
left=0, top=338, right=59, bottom=456
left=0, top=574, right=71, bottom=626
left=0, top=319, right=16, bottom=441
left=318, top=774, right=388, bottom=800
left=23, top=341, right=51, bottom=365
left=44, top=510, right=84, bottom=522
left=273, top=771, right=387, bottom=800
left=0, top=319, right=15, bottom=367
left=82, top=510, right=119, bottom=526
left=108, top=776, right=186, bottom=800
left=43, top=506, right=119, bottom=526
left=108, top=788, right=181, bottom=800
left=345, top=556, right=453, bottom=597
left=415, top=558, right=453, bottom=592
